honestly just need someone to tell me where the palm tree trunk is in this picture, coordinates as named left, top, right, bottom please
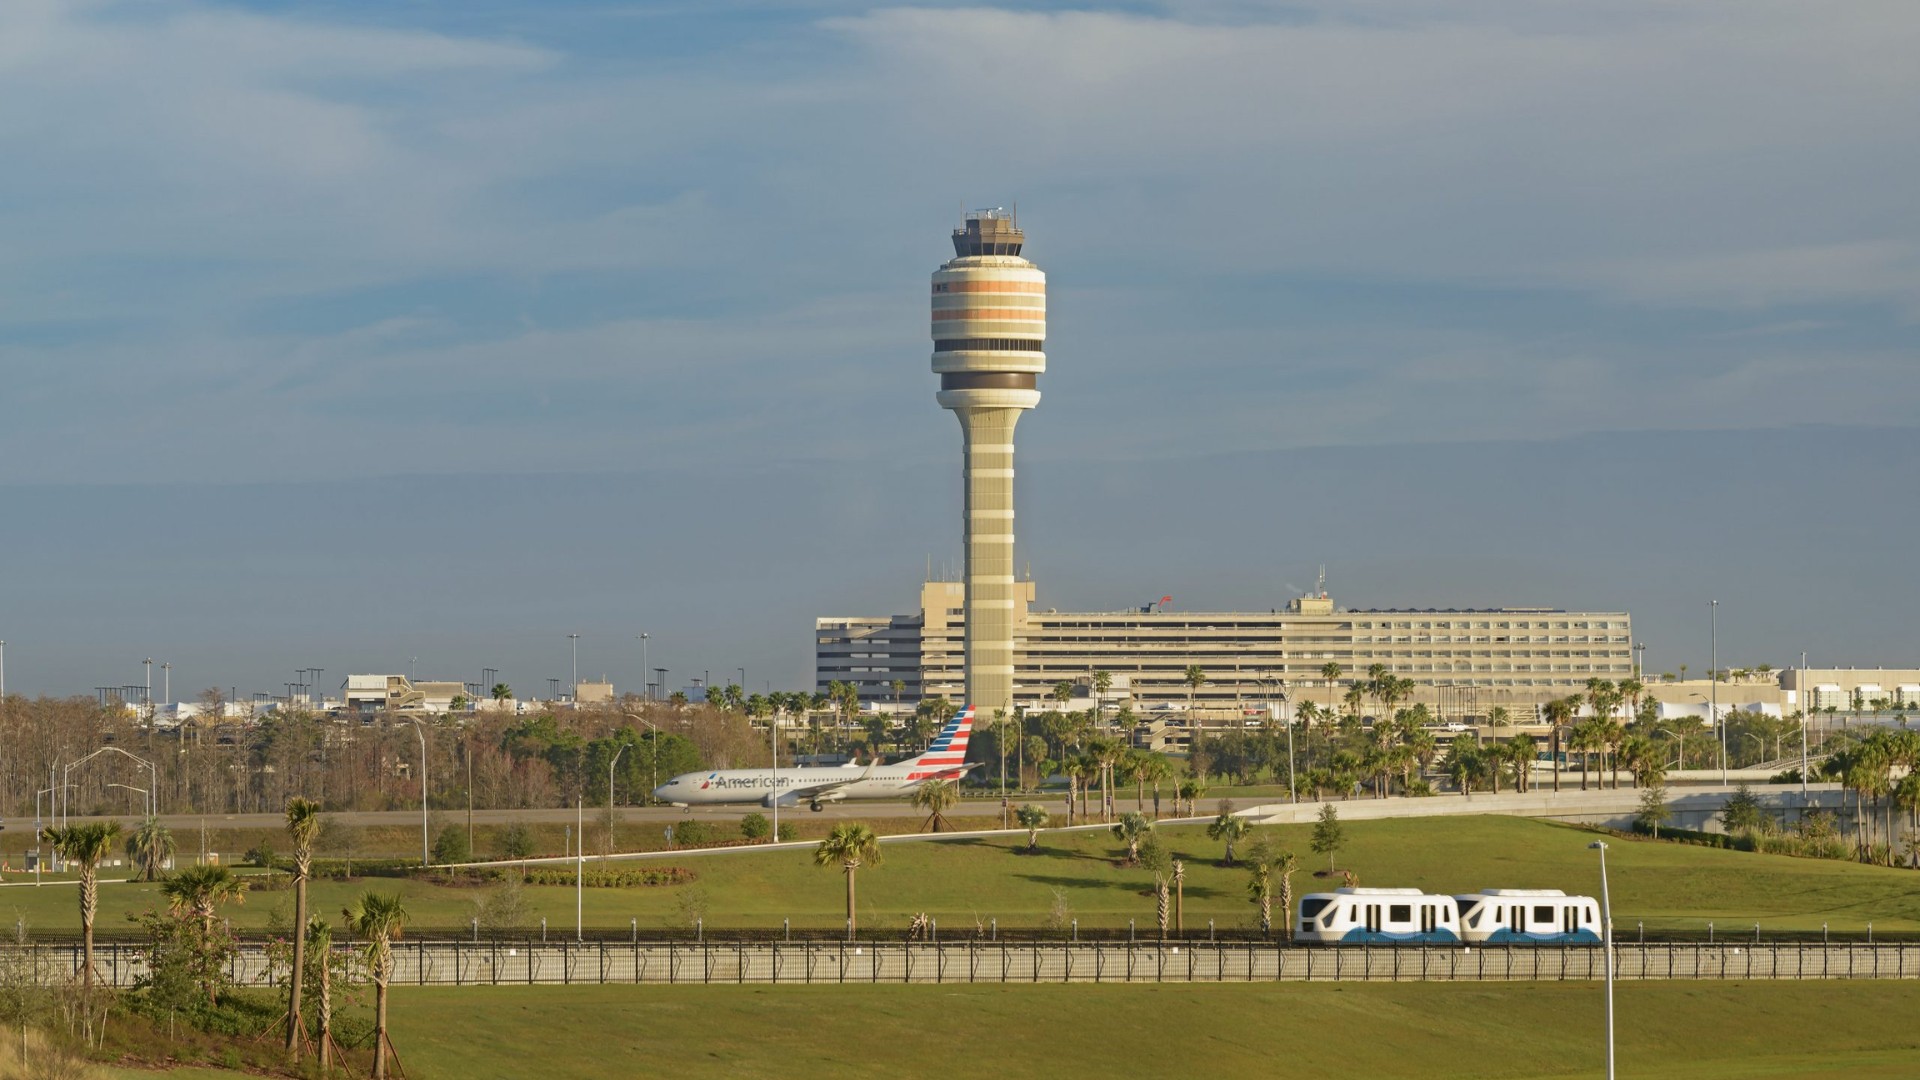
left=80, top=870, right=97, bottom=996
left=317, top=959, right=333, bottom=1071
left=845, top=865, right=857, bottom=936
left=372, top=979, right=389, bottom=1080
left=287, top=874, right=307, bottom=1056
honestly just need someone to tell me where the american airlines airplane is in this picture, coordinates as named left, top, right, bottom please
left=652, top=706, right=977, bottom=811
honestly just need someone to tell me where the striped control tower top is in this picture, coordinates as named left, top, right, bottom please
left=932, top=209, right=1045, bottom=723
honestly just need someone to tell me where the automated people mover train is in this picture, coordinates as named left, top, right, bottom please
left=1296, top=887, right=1601, bottom=944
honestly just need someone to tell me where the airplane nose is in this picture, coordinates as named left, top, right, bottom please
left=651, top=784, right=669, bottom=801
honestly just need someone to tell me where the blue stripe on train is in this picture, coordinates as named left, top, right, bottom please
left=1483, top=928, right=1603, bottom=944
left=1337, top=929, right=1461, bottom=944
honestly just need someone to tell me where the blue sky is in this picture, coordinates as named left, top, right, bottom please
left=1, top=0, right=1916, bottom=697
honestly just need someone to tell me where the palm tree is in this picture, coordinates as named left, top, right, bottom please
left=1247, top=852, right=1275, bottom=936
left=1504, top=737, right=1537, bottom=794
left=1015, top=804, right=1048, bottom=853
left=1136, top=753, right=1171, bottom=819
left=1092, top=670, right=1112, bottom=731
left=1052, top=680, right=1074, bottom=713
left=1089, top=737, right=1124, bottom=823
left=1320, top=662, right=1343, bottom=715
left=305, top=918, right=336, bottom=1072
left=1486, top=706, right=1511, bottom=729
left=284, top=796, right=321, bottom=1057
left=1208, top=810, right=1251, bottom=865
left=126, top=816, right=174, bottom=882
left=1342, top=684, right=1366, bottom=727
left=1543, top=696, right=1577, bottom=792
left=1176, top=777, right=1206, bottom=817
left=490, top=682, right=512, bottom=704
left=1183, top=666, right=1207, bottom=722
left=345, top=891, right=409, bottom=1080
left=1110, top=811, right=1151, bottom=865
left=1444, top=740, right=1483, bottom=795
left=162, top=864, right=248, bottom=1003
left=1172, top=859, right=1187, bottom=934
left=40, top=821, right=121, bottom=994
left=814, top=822, right=882, bottom=937
left=1139, top=837, right=1173, bottom=937
left=911, top=778, right=958, bottom=833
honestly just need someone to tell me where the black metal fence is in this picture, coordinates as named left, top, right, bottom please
left=7, top=940, right=1919, bottom=989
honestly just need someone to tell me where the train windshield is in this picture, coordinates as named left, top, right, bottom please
left=1300, top=898, right=1332, bottom=920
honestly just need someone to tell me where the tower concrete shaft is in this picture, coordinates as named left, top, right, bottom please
left=932, top=209, right=1044, bottom=721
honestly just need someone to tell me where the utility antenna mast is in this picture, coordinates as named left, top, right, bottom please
left=1315, top=564, right=1327, bottom=599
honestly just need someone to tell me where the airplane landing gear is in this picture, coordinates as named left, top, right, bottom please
left=809, top=801, right=824, bottom=813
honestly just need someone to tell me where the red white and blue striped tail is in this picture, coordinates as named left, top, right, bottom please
left=909, top=704, right=973, bottom=769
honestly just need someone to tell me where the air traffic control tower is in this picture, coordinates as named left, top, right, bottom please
left=932, top=208, right=1045, bottom=722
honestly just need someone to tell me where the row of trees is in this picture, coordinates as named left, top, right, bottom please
left=34, top=800, right=413, bottom=1077
left=0, top=693, right=771, bottom=819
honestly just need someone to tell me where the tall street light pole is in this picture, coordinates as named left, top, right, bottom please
left=1589, top=840, right=1615, bottom=1080
left=576, top=797, right=584, bottom=942
left=638, top=634, right=650, bottom=700
left=1710, top=600, right=1724, bottom=783
left=568, top=634, right=581, bottom=699
left=607, top=743, right=629, bottom=855
left=409, top=718, right=429, bottom=867
left=771, top=715, right=781, bottom=843
left=1800, top=650, right=1810, bottom=798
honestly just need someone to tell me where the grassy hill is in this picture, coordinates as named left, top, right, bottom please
left=102, top=982, right=1920, bottom=1080
left=16, top=815, right=1920, bottom=935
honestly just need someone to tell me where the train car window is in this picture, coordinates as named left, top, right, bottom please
left=1300, top=898, right=1332, bottom=920
left=1533, top=905, right=1554, bottom=923
left=1468, top=911, right=1482, bottom=928
left=1389, top=905, right=1411, bottom=922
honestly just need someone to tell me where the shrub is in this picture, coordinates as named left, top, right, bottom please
left=499, top=821, right=536, bottom=860
left=739, top=813, right=771, bottom=841
left=777, top=822, right=797, bottom=842
left=670, top=820, right=721, bottom=848
left=243, top=842, right=276, bottom=868
left=519, top=867, right=696, bottom=888
left=433, top=825, right=472, bottom=865
left=472, top=878, right=534, bottom=931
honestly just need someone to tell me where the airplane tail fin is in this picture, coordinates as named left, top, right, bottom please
left=907, top=704, right=974, bottom=769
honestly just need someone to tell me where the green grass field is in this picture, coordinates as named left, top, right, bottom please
left=14, top=815, right=1919, bottom=936
left=100, top=982, right=1920, bottom=1079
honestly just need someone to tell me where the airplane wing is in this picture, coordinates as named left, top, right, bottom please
left=766, top=762, right=875, bottom=807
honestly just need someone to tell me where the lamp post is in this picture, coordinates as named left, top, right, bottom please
left=568, top=633, right=581, bottom=699
left=1589, top=840, right=1615, bottom=1080
left=771, top=713, right=781, bottom=843
left=409, top=718, right=429, bottom=867
left=1710, top=600, right=1724, bottom=783
left=108, top=783, right=148, bottom=817
left=1633, top=642, right=1646, bottom=681
left=63, top=746, right=159, bottom=820
left=576, top=797, right=584, bottom=942
left=607, top=743, right=630, bottom=855
left=1799, top=650, right=1810, bottom=797
left=638, top=634, right=650, bottom=700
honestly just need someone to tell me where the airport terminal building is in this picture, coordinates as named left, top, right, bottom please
left=817, top=582, right=1634, bottom=723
